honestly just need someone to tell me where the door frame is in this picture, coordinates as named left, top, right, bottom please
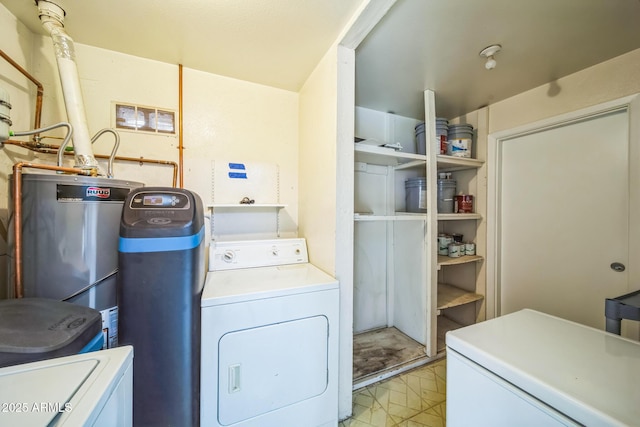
left=486, top=94, right=640, bottom=320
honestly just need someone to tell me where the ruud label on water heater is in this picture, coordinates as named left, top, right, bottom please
left=56, top=184, right=131, bottom=202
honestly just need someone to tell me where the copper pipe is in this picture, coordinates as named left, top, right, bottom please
left=4, top=139, right=179, bottom=187
left=12, top=162, right=96, bottom=299
left=0, top=49, right=44, bottom=140
left=178, top=64, right=184, bottom=188
left=102, top=155, right=179, bottom=188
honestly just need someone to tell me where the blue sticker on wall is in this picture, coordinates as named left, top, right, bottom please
left=227, top=162, right=247, bottom=178
left=228, top=172, right=247, bottom=179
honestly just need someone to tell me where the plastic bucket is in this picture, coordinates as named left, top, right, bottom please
left=437, top=179, right=456, bottom=213
left=447, top=124, right=474, bottom=157
left=447, top=138, right=473, bottom=158
left=405, top=177, right=427, bottom=212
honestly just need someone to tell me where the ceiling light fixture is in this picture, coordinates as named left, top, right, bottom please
left=479, top=44, right=501, bottom=70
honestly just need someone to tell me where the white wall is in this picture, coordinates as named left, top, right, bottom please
left=298, top=40, right=344, bottom=416
left=298, top=46, right=338, bottom=273
left=181, top=67, right=299, bottom=235
left=489, top=48, right=640, bottom=133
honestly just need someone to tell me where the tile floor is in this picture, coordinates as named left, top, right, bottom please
left=340, top=358, right=447, bottom=427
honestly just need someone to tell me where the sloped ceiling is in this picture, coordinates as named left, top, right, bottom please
left=1, top=0, right=364, bottom=91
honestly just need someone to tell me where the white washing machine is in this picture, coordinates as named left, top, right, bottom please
left=0, top=346, right=133, bottom=426
left=201, top=238, right=339, bottom=427
left=446, top=309, right=640, bottom=426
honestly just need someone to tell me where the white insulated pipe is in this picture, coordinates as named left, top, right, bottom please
left=37, top=0, right=98, bottom=170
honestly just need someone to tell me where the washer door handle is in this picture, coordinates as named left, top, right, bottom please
left=610, top=262, right=626, bottom=272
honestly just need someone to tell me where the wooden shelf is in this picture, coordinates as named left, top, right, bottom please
left=437, top=213, right=482, bottom=221
left=437, top=255, right=484, bottom=270
left=436, top=155, right=484, bottom=171
left=437, top=316, right=464, bottom=353
left=437, top=283, right=484, bottom=313
left=355, top=144, right=426, bottom=167
left=354, top=212, right=427, bottom=221
left=207, top=203, right=287, bottom=209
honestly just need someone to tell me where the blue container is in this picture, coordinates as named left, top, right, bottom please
left=79, top=332, right=105, bottom=354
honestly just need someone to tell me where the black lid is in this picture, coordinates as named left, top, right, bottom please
left=0, top=298, right=102, bottom=367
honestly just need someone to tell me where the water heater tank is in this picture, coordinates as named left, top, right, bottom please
left=7, top=173, right=143, bottom=349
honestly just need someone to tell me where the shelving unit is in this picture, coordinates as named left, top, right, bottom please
left=351, top=94, right=488, bottom=387
left=429, top=104, right=488, bottom=354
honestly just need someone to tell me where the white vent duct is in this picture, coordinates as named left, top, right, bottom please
left=36, top=0, right=98, bottom=170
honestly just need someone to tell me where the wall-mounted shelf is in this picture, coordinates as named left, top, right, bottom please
left=437, top=255, right=484, bottom=270
left=436, top=315, right=464, bottom=353
left=437, top=213, right=482, bottom=221
left=207, top=204, right=287, bottom=209
left=437, top=283, right=484, bottom=314
left=354, top=212, right=427, bottom=221
left=355, top=144, right=426, bottom=167
left=209, top=161, right=286, bottom=240
left=436, top=155, right=484, bottom=171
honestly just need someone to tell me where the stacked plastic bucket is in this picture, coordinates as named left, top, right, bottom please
left=447, top=124, right=474, bottom=158
left=412, top=118, right=475, bottom=159
left=437, top=173, right=456, bottom=213
left=405, top=177, right=427, bottom=213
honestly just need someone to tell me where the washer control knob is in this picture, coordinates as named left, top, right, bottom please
left=222, top=250, right=235, bottom=263
left=271, top=246, right=279, bottom=256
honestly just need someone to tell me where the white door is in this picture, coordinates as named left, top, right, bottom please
left=493, top=99, right=640, bottom=331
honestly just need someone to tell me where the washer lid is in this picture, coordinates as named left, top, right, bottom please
left=446, top=309, right=640, bottom=426
left=202, top=263, right=338, bottom=306
left=0, top=358, right=97, bottom=425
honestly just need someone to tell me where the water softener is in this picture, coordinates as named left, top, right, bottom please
left=117, top=187, right=205, bottom=427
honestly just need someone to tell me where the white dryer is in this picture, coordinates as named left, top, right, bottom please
left=0, top=346, right=133, bottom=426
left=201, top=238, right=339, bottom=427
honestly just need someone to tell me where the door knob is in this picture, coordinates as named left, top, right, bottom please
left=610, top=262, right=626, bottom=272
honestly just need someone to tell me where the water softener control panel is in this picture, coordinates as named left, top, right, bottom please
left=121, top=189, right=201, bottom=236
left=130, top=192, right=191, bottom=210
